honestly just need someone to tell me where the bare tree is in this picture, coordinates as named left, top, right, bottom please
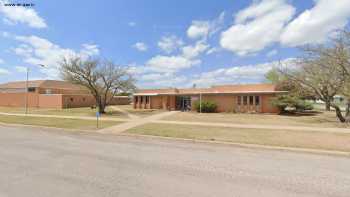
left=279, top=29, right=350, bottom=122
left=60, top=57, right=135, bottom=113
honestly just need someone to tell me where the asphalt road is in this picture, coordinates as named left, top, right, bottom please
left=0, top=125, right=349, bottom=197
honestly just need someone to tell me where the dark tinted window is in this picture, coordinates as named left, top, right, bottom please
left=255, top=96, right=260, bottom=105
left=249, top=96, right=254, bottom=105
left=28, top=87, right=36, bottom=92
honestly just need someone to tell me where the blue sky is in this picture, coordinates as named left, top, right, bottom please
left=0, top=0, right=350, bottom=88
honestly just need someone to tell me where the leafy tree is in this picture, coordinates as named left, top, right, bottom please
left=266, top=68, right=314, bottom=98
left=60, top=57, right=135, bottom=113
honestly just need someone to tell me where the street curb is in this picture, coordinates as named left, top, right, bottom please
left=0, top=122, right=92, bottom=133
left=2, top=122, right=349, bottom=157
left=120, top=133, right=350, bottom=157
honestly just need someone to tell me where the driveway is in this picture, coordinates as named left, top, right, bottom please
left=0, top=125, right=349, bottom=197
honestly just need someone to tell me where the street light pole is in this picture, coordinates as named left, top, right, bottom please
left=25, top=66, right=29, bottom=115
left=199, top=92, right=202, bottom=114
left=24, top=64, right=46, bottom=115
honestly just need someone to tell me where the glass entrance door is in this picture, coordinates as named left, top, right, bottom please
left=176, top=96, right=191, bottom=111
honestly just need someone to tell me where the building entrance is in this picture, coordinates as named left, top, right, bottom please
left=175, top=96, right=191, bottom=111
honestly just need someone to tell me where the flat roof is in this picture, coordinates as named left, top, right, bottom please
left=134, top=84, right=287, bottom=96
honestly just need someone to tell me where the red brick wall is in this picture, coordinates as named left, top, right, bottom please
left=0, top=93, right=39, bottom=107
left=200, top=95, right=235, bottom=112
left=61, top=95, right=96, bottom=108
left=134, top=94, right=280, bottom=113
left=261, top=94, right=280, bottom=113
left=38, top=94, right=63, bottom=108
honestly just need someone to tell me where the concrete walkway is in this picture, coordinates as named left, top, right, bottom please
left=98, top=111, right=179, bottom=134
left=109, top=106, right=140, bottom=119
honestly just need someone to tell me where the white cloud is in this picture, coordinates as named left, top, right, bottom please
left=0, top=58, right=4, bottom=64
left=191, top=58, right=295, bottom=86
left=181, top=41, right=209, bottom=59
left=146, top=55, right=200, bottom=73
left=0, top=68, right=10, bottom=75
left=145, top=40, right=208, bottom=74
left=128, top=63, right=189, bottom=88
left=187, top=21, right=210, bottom=40
left=13, top=44, right=33, bottom=57
left=187, top=11, right=225, bottom=40
left=14, top=66, right=27, bottom=73
left=133, top=42, right=148, bottom=51
left=12, top=35, right=99, bottom=78
left=80, top=44, right=99, bottom=58
left=280, top=0, right=350, bottom=46
left=220, top=0, right=295, bottom=56
left=266, top=49, right=278, bottom=57
left=158, top=35, right=184, bottom=54
left=206, top=47, right=220, bottom=55
left=0, top=0, right=47, bottom=28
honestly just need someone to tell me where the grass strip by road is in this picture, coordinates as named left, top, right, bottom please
left=127, top=123, right=350, bottom=152
left=0, top=106, right=129, bottom=118
left=0, top=115, right=121, bottom=130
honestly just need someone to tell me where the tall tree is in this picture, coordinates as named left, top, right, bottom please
left=60, top=57, right=135, bottom=113
left=278, top=29, right=350, bottom=122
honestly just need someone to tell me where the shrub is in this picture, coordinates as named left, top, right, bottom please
left=194, top=101, right=217, bottom=113
left=271, top=95, right=313, bottom=113
left=295, top=100, right=314, bottom=111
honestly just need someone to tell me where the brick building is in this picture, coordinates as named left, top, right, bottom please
left=0, top=80, right=130, bottom=108
left=133, top=84, right=286, bottom=113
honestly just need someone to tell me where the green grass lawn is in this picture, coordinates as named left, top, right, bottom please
left=127, top=123, right=350, bottom=152
left=0, top=115, right=121, bottom=130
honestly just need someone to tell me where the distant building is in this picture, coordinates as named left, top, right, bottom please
left=0, top=80, right=130, bottom=108
left=133, top=84, right=286, bottom=113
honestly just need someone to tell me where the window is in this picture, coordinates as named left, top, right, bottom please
left=255, top=96, right=260, bottom=106
left=28, top=87, right=36, bottom=92
left=45, top=89, right=52, bottom=94
left=146, top=96, right=149, bottom=104
left=140, top=96, right=143, bottom=103
left=243, top=96, right=247, bottom=105
left=237, top=96, right=241, bottom=105
left=70, top=98, right=74, bottom=102
left=82, top=97, right=86, bottom=102
left=135, top=96, right=138, bottom=103
left=249, top=96, right=254, bottom=105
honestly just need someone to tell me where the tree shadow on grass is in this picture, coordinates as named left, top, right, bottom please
left=280, top=110, right=323, bottom=117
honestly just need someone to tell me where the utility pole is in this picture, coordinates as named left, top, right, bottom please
left=199, top=92, right=202, bottom=113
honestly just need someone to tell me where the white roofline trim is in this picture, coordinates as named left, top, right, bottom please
left=133, top=91, right=287, bottom=96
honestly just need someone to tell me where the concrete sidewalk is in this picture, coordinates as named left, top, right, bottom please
left=109, top=106, right=140, bottom=119
left=0, top=112, right=130, bottom=122
left=98, top=111, right=179, bottom=133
